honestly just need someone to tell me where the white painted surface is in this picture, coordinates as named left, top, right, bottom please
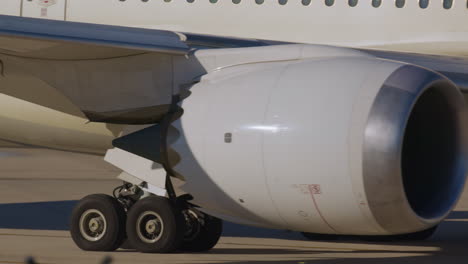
left=118, top=171, right=167, bottom=197
left=262, top=58, right=387, bottom=235
left=0, top=0, right=21, bottom=16
left=105, top=148, right=167, bottom=191
left=173, top=53, right=373, bottom=232
left=169, top=45, right=454, bottom=235
left=63, top=0, right=468, bottom=56
left=200, top=62, right=291, bottom=228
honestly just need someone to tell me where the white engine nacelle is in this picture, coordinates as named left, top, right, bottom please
left=171, top=56, right=467, bottom=235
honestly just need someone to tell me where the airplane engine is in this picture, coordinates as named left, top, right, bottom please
left=170, top=56, right=468, bottom=235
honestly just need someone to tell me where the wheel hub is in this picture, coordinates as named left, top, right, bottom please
left=145, top=219, right=160, bottom=234
left=137, top=211, right=164, bottom=244
left=79, top=209, right=107, bottom=242
left=89, top=217, right=104, bottom=233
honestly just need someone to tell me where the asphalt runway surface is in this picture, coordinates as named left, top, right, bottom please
left=1, top=146, right=468, bottom=264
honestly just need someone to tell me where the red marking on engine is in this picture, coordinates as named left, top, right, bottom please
left=38, top=0, right=57, bottom=7
left=309, top=184, right=322, bottom=194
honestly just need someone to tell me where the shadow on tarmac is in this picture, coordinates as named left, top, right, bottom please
left=0, top=200, right=302, bottom=239
left=0, top=200, right=76, bottom=231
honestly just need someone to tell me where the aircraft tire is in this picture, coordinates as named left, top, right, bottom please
left=180, top=210, right=223, bottom=252
left=70, top=194, right=126, bottom=251
left=301, top=232, right=340, bottom=241
left=126, top=196, right=185, bottom=253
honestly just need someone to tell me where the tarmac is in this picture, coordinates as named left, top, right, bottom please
left=1, top=146, right=468, bottom=264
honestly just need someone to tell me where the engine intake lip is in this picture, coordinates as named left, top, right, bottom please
left=363, top=65, right=467, bottom=233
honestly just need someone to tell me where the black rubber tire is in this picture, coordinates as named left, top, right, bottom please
left=301, top=232, right=340, bottom=241
left=180, top=211, right=223, bottom=252
left=70, top=194, right=126, bottom=251
left=126, top=196, right=185, bottom=253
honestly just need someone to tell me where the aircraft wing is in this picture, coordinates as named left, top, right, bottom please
left=0, top=15, right=274, bottom=123
left=0, top=14, right=270, bottom=59
left=0, top=14, right=467, bottom=125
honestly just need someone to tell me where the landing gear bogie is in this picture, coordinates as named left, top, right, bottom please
left=71, top=183, right=223, bottom=253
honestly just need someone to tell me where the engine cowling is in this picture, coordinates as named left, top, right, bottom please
left=170, top=56, right=467, bottom=235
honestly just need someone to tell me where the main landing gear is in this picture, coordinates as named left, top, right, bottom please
left=70, top=183, right=223, bottom=253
